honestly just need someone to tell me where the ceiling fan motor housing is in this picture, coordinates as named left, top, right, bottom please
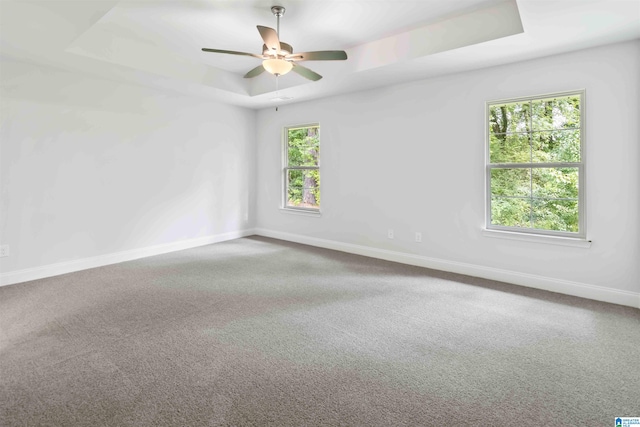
left=263, top=42, right=293, bottom=56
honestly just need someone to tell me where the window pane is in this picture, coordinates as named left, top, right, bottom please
left=491, top=197, right=531, bottom=228
left=491, top=168, right=531, bottom=197
left=286, top=169, right=320, bottom=209
left=287, top=127, right=320, bottom=167
left=531, top=130, right=580, bottom=163
left=532, top=168, right=579, bottom=199
left=489, top=133, right=530, bottom=163
left=489, top=102, right=531, bottom=135
left=531, top=96, right=580, bottom=131
left=532, top=199, right=579, bottom=232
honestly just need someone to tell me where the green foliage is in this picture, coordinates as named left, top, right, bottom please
left=489, top=95, right=581, bottom=233
left=287, top=128, right=319, bottom=167
left=286, top=127, right=320, bottom=208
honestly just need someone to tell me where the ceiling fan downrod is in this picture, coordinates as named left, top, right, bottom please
left=271, top=6, right=285, bottom=37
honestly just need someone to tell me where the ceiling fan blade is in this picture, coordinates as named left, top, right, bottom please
left=257, top=25, right=280, bottom=53
left=287, top=50, right=348, bottom=61
left=244, top=64, right=266, bottom=78
left=202, top=48, right=263, bottom=59
left=291, top=63, right=322, bottom=81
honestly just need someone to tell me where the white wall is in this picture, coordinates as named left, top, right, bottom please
left=0, top=60, right=256, bottom=278
left=255, top=40, right=640, bottom=307
left=2, top=41, right=638, bottom=307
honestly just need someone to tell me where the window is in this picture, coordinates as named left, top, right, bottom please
left=486, top=91, right=585, bottom=238
left=283, top=124, right=320, bottom=211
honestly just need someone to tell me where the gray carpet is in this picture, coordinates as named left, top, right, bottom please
left=1, top=236, right=638, bottom=426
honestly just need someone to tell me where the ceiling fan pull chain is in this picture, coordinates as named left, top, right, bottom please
left=275, top=75, right=280, bottom=111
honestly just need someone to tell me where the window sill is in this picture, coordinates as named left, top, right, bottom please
left=482, top=229, right=591, bottom=248
left=279, top=207, right=322, bottom=217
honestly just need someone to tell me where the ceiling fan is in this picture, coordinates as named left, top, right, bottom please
left=201, top=6, right=347, bottom=81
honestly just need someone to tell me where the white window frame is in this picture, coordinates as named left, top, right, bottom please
left=282, top=123, right=321, bottom=214
left=485, top=90, right=586, bottom=240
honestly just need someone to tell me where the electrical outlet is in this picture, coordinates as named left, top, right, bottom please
left=387, top=229, right=394, bottom=239
left=0, top=245, right=9, bottom=257
left=415, top=232, right=422, bottom=243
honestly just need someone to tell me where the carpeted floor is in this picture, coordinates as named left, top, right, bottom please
left=1, top=236, right=638, bottom=426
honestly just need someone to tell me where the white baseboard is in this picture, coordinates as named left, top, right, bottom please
left=3, top=227, right=638, bottom=309
left=254, top=228, right=640, bottom=310
left=0, top=229, right=256, bottom=287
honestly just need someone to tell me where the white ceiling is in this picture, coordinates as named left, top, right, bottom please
left=1, top=0, right=639, bottom=109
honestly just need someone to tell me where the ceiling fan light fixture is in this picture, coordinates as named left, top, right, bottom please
left=263, top=58, right=293, bottom=76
